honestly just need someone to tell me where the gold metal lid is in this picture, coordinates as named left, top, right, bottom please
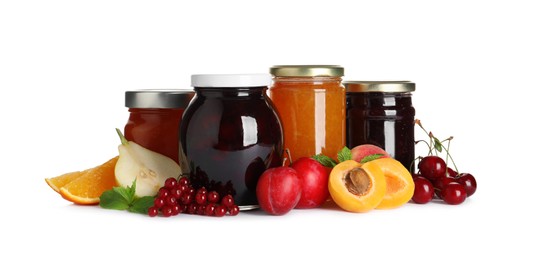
left=344, top=81, right=415, bottom=93
left=270, top=65, right=344, bottom=77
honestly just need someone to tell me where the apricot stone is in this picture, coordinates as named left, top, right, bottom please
left=328, top=160, right=386, bottom=213
left=351, top=144, right=390, bottom=163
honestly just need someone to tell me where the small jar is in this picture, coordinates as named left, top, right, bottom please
left=124, top=90, right=194, bottom=165
left=344, top=81, right=416, bottom=170
left=180, top=74, right=283, bottom=208
left=269, top=65, right=345, bottom=161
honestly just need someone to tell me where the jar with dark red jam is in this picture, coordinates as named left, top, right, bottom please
left=124, top=90, right=194, bottom=165
left=345, top=81, right=416, bottom=171
left=180, top=74, right=283, bottom=209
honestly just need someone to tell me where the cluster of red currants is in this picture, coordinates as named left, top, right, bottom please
left=148, top=176, right=240, bottom=217
left=412, top=155, right=477, bottom=205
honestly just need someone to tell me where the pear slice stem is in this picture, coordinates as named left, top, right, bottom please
left=115, top=128, right=129, bottom=146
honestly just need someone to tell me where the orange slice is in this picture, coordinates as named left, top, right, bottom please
left=54, top=156, right=119, bottom=205
left=45, top=171, right=86, bottom=193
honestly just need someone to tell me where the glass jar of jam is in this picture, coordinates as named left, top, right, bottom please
left=124, top=90, right=194, bottom=166
left=180, top=74, right=283, bottom=209
left=269, top=65, right=345, bottom=161
left=344, top=81, right=416, bottom=171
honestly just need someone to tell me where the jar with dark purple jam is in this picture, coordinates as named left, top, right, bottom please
left=345, top=81, right=416, bottom=171
left=180, top=74, right=283, bottom=209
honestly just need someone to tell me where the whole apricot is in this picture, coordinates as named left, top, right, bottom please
left=256, top=166, right=302, bottom=215
left=328, top=160, right=386, bottom=213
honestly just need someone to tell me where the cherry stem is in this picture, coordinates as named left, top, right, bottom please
left=415, top=119, right=460, bottom=173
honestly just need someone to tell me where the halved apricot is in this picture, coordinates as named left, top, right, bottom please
left=328, top=160, right=386, bottom=213
left=369, top=158, right=415, bottom=209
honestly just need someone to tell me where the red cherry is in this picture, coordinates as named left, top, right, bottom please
left=412, top=176, right=434, bottom=204
left=433, top=176, right=456, bottom=199
left=447, top=167, right=458, bottom=178
left=456, top=173, right=477, bottom=197
left=441, top=182, right=467, bottom=205
left=418, top=156, right=447, bottom=181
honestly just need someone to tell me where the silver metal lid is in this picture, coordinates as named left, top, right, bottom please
left=125, top=89, right=195, bottom=108
left=344, top=81, right=415, bottom=93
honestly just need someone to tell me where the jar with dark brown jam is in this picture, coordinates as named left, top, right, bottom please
left=180, top=74, right=283, bottom=209
left=345, top=81, right=416, bottom=171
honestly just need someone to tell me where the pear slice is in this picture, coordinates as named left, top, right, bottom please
left=114, top=128, right=182, bottom=197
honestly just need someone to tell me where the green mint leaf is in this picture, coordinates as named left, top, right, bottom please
left=99, top=189, right=130, bottom=210
left=128, top=196, right=155, bottom=214
left=113, top=186, right=134, bottom=204
left=337, top=146, right=352, bottom=163
left=360, top=153, right=386, bottom=164
left=312, top=154, right=337, bottom=167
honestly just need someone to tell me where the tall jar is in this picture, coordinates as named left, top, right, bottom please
left=180, top=74, right=283, bottom=209
left=124, top=90, right=194, bottom=165
left=344, top=81, right=416, bottom=170
left=269, top=65, right=345, bottom=161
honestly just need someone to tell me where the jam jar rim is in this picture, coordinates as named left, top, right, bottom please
left=125, top=89, right=195, bottom=109
left=344, top=81, right=415, bottom=93
left=270, top=65, right=344, bottom=77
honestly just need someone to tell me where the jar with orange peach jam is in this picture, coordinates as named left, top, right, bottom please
left=269, top=65, right=345, bottom=162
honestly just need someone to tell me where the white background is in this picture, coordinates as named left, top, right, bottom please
left=1, top=0, right=536, bottom=259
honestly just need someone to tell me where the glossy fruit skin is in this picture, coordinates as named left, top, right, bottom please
left=418, top=156, right=447, bottom=181
left=291, top=157, right=330, bottom=209
left=350, top=144, right=390, bottom=163
left=433, top=176, right=456, bottom=198
left=456, top=173, right=477, bottom=197
left=441, top=182, right=467, bottom=205
left=412, top=176, right=434, bottom=204
left=256, top=166, right=302, bottom=215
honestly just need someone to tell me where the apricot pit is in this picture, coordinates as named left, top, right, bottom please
left=328, top=160, right=386, bottom=213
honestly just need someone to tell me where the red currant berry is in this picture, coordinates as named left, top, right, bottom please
left=205, top=203, right=216, bottom=216
left=412, top=176, right=434, bottom=204
left=154, top=197, right=165, bottom=209
left=178, top=176, right=190, bottom=186
left=148, top=206, right=159, bottom=217
left=165, top=196, right=177, bottom=206
left=164, top=177, right=177, bottom=189
left=187, top=204, right=198, bottom=214
left=441, top=182, right=467, bottom=205
left=197, top=205, right=206, bottom=215
left=221, top=195, right=235, bottom=209
left=179, top=184, right=189, bottom=193
left=171, top=204, right=181, bottom=216
left=229, top=205, right=240, bottom=216
left=456, top=173, right=477, bottom=197
left=161, top=206, right=173, bottom=217
left=214, top=205, right=227, bottom=217
left=180, top=194, right=193, bottom=205
left=195, top=192, right=207, bottom=205
left=207, top=191, right=220, bottom=203
left=170, top=188, right=182, bottom=199
left=158, top=187, right=170, bottom=198
left=418, top=156, right=447, bottom=181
